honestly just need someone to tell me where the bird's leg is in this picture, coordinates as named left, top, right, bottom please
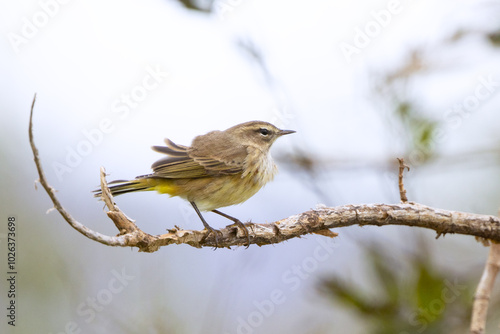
left=190, top=202, right=222, bottom=248
left=211, top=209, right=251, bottom=248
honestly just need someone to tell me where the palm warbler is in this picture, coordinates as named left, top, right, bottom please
left=94, top=120, right=295, bottom=246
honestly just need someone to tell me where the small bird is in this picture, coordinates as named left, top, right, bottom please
left=94, top=121, right=295, bottom=247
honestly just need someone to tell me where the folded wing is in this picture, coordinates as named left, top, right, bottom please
left=149, top=138, right=244, bottom=179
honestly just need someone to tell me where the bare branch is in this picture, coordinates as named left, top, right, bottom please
left=471, top=242, right=500, bottom=334
left=397, top=157, right=410, bottom=203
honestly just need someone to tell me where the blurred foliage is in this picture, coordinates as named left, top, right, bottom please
left=375, top=21, right=500, bottom=166
left=318, top=240, right=477, bottom=334
left=488, top=29, right=500, bottom=47
left=395, top=100, right=438, bottom=163
left=373, top=49, right=440, bottom=165
left=172, top=0, right=211, bottom=12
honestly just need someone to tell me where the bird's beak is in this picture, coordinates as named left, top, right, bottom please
left=278, top=129, right=296, bottom=136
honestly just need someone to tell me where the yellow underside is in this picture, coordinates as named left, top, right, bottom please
left=153, top=180, right=180, bottom=196
left=145, top=174, right=265, bottom=211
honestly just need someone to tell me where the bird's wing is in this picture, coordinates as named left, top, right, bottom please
left=189, top=131, right=247, bottom=176
left=149, top=138, right=244, bottom=179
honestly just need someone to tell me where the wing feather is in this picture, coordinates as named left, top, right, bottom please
left=149, top=138, right=244, bottom=179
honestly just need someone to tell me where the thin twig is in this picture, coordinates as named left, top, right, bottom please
left=29, top=94, right=127, bottom=247
left=470, top=242, right=500, bottom=333
left=397, top=158, right=410, bottom=203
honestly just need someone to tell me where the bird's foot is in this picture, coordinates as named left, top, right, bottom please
left=227, top=220, right=252, bottom=248
left=201, top=225, right=223, bottom=249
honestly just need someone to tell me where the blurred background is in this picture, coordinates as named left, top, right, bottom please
left=1, top=0, right=500, bottom=333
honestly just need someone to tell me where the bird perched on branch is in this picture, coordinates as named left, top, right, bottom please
left=94, top=120, right=295, bottom=247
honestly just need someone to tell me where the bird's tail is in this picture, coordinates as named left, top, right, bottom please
left=93, top=178, right=153, bottom=198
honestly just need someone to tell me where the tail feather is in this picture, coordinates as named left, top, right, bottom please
left=93, top=179, right=152, bottom=197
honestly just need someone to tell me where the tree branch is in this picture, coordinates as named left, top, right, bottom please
left=397, top=158, right=410, bottom=203
left=471, top=242, right=500, bottom=334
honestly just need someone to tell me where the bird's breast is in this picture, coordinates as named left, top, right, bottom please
left=243, top=149, right=278, bottom=187
left=167, top=149, right=278, bottom=211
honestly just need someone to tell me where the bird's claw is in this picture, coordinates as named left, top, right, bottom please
left=228, top=221, right=252, bottom=248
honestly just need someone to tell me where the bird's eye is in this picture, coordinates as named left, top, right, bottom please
left=258, top=128, right=270, bottom=136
